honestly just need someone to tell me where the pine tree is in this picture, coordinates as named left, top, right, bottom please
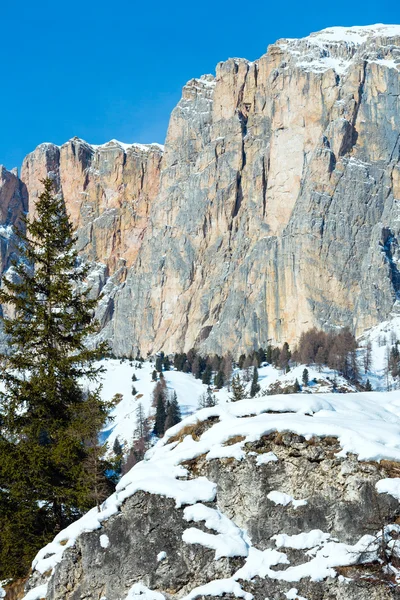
left=165, top=391, right=181, bottom=431
left=365, top=378, right=373, bottom=391
left=302, top=368, right=309, bottom=387
left=0, top=178, right=110, bottom=578
left=214, top=370, right=224, bottom=389
left=293, top=379, right=301, bottom=393
left=201, top=363, right=212, bottom=385
left=152, top=369, right=158, bottom=381
left=250, top=366, right=260, bottom=397
left=155, top=354, right=163, bottom=373
left=230, top=374, right=247, bottom=402
left=198, top=386, right=217, bottom=408
left=112, top=437, right=123, bottom=476
left=153, top=395, right=166, bottom=436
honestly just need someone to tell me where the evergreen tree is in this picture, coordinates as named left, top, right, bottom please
left=302, top=368, right=309, bottom=387
left=238, top=354, right=246, bottom=369
left=0, top=178, right=110, bottom=578
left=152, top=369, right=158, bottom=381
left=155, top=355, right=163, bottom=373
left=214, top=370, right=224, bottom=389
left=250, top=366, right=260, bottom=397
left=112, top=437, right=123, bottom=476
left=153, top=394, right=166, bottom=436
left=365, top=378, right=373, bottom=391
left=163, top=355, right=171, bottom=371
left=230, top=374, right=247, bottom=402
left=279, top=342, right=291, bottom=371
left=293, top=379, right=301, bottom=393
left=201, top=363, right=212, bottom=385
left=131, top=373, right=138, bottom=382
left=198, top=386, right=217, bottom=408
left=165, top=391, right=181, bottom=431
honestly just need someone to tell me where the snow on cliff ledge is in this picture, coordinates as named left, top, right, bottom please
left=277, top=24, right=400, bottom=75
left=24, top=389, right=400, bottom=599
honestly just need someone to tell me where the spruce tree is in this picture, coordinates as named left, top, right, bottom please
left=0, top=178, right=110, bottom=578
left=250, top=366, right=260, bottom=397
left=155, top=354, right=164, bottom=373
left=302, top=368, right=309, bottom=387
left=198, top=386, right=217, bottom=408
left=153, top=394, right=166, bottom=436
left=214, top=370, right=224, bottom=389
left=201, top=364, right=212, bottom=385
left=230, top=374, right=247, bottom=402
left=293, top=379, right=301, bottom=393
left=165, top=391, right=181, bottom=431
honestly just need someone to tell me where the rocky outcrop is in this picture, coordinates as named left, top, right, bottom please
left=23, top=390, right=400, bottom=600
left=2, top=24, right=400, bottom=356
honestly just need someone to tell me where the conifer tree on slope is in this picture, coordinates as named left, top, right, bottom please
left=0, top=178, right=110, bottom=578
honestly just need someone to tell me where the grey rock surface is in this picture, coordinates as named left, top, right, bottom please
left=31, top=434, right=400, bottom=600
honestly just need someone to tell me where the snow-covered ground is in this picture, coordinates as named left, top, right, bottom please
left=93, top=359, right=209, bottom=454
left=358, top=315, right=400, bottom=391
left=91, top=359, right=356, bottom=457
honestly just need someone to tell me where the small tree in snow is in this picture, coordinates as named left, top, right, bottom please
left=250, top=366, right=260, bottom=397
left=198, top=386, right=217, bottom=408
left=230, top=374, right=247, bottom=402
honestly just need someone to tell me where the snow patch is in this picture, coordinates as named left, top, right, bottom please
left=182, top=504, right=249, bottom=559
left=376, top=478, right=400, bottom=501
left=124, top=583, right=165, bottom=600
left=256, top=452, right=278, bottom=465
left=272, top=530, right=331, bottom=550
left=267, top=491, right=307, bottom=509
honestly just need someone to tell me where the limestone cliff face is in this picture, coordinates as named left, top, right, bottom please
left=0, top=165, right=27, bottom=275
left=20, top=138, right=163, bottom=333
left=21, top=138, right=163, bottom=274
left=5, top=25, right=400, bottom=355
left=111, top=25, right=400, bottom=356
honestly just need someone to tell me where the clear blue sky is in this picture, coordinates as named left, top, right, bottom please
left=0, top=0, right=397, bottom=170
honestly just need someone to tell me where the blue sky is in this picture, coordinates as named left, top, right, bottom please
left=0, top=0, right=396, bottom=170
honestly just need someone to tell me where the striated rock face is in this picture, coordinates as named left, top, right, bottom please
left=20, top=138, right=163, bottom=336
left=0, top=165, right=27, bottom=275
left=21, top=138, right=163, bottom=274
left=2, top=24, right=400, bottom=355
left=110, top=24, right=400, bottom=355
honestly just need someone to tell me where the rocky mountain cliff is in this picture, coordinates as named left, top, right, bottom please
left=2, top=24, right=400, bottom=356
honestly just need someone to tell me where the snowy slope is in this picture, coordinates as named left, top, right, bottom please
left=93, top=359, right=210, bottom=454
left=358, top=316, right=400, bottom=390
left=92, top=359, right=355, bottom=457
